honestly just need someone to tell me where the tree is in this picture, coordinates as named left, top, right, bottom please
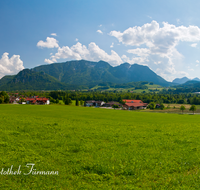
left=180, top=105, right=186, bottom=114
left=160, top=103, right=165, bottom=110
left=76, top=97, right=79, bottom=106
left=80, top=100, right=83, bottom=106
left=0, top=97, right=4, bottom=104
left=112, top=104, right=119, bottom=109
left=0, top=91, right=9, bottom=104
left=148, top=102, right=155, bottom=110
left=189, top=105, right=197, bottom=115
left=64, top=94, right=70, bottom=105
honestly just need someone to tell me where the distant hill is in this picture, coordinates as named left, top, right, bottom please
left=183, top=80, right=200, bottom=85
left=0, top=69, right=70, bottom=91
left=0, top=60, right=172, bottom=91
left=173, top=77, right=200, bottom=84
left=193, top=77, right=200, bottom=82
left=171, top=80, right=200, bottom=93
left=172, top=77, right=190, bottom=84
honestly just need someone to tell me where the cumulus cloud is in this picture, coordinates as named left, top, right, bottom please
left=110, top=42, right=114, bottom=48
left=196, top=60, right=199, bottom=63
left=75, top=38, right=78, bottom=41
left=44, top=42, right=123, bottom=66
left=44, top=59, right=54, bottom=64
left=37, top=37, right=59, bottom=48
left=110, top=20, right=200, bottom=80
left=191, top=43, right=197, bottom=47
left=51, top=33, right=57, bottom=36
left=97, top=30, right=103, bottom=34
left=0, top=52, right=24, bottom=78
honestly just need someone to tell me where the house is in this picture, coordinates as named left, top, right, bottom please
left=26, top=97, right=50, bottom=105
left=85, top=100, right=105, bottom=107
left=123, top=99, right=143, bottom=103
left=122, top=99, right=148, bottom=110
left=85, top=100, right=96, bottom=107
left=94, top=101, right=105, bottom=107
left=9, top=96, right=20, bottom=104
left=155, top=104, right=160, bottom=108
left=103, top=101, right=122, bottom=107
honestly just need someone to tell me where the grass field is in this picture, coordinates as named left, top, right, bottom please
left=1, top=104, right=200, bottom=189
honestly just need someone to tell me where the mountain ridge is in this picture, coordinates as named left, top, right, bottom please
left=0, top=60, right=173, bottom=90
left=32, top=60, right=171, bottom=86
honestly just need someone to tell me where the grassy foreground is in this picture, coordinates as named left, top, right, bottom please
left=1, top=105, right=200, bottom=189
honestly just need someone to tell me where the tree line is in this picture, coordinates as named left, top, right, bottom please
left=4, top=90, right=200, bottom=106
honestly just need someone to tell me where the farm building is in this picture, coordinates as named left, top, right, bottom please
left=26, top=97, right=50, bottom=105
left=85, top=100, right=105, bottom=107
left=9, top=96, right=20, bottom=104
left=103, top=101, right=122, bottom=107
left=122, top=99, right=148, bottom=110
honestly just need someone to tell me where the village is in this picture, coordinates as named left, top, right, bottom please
left=85, top=99, right=150, bottom=110
left=8, top=93, right=152, bottom=110
left=9, top=94, right=50, bottom=105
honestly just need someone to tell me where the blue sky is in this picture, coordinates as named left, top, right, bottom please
left=1, top=0, right=200, bottom=81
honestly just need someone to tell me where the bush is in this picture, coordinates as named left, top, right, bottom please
left=160, top=103, right=165, bottom=110
left=148, top=102, right=155, bottom=109
left=112, top=104, right=119, bottom=108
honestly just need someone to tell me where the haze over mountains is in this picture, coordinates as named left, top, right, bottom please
left=0, top=60, right=199, bottom=91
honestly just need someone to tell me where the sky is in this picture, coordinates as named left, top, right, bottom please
left=1, top=0, right=200, bottom=82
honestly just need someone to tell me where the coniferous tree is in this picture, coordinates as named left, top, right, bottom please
left=65, top=94, right=69, bottom=105
left=76, top=97, right=79, bottom=106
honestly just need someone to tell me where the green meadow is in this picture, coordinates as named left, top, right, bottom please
left=1, top=105, right=200, bottom=189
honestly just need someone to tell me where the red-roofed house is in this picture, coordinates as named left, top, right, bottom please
left=26, top=97, right=50, bottom=105
left=122, top=99, right=148, bottom=110
left=123, top=99, right=143, bottom=103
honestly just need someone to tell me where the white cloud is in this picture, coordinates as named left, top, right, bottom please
left=121, top=54, right=148, bottom=66
left=37, top=37, right=59, bottom=48
left=75, top=38, right=78, bottom=41
left=97, top=30, right=103, bottom=34
left=0, top=52, right=24, bottom=78
left=147, top=15, right=152, bottom=19
left=110, top=20, right=200, bottom=80
left=44, top=59, right=54, bottom=64
left=45, top=42, right=123, bottom=66
left=51, top=33, right=57, bottom=36
left=191, top=43, right=197, bottom=47
left=196, top=60, right=199, bottom=63
left=110, top=42, right=114, bottom=48
left=99, top=24, right=102, bottom=27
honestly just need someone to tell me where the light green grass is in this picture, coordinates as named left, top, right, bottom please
left=1, top=104, right=200, bottom=189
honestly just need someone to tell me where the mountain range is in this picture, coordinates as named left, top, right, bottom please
left=172, top=77, right=200, bottom=84
left=0, top=59, right=188, bottom=91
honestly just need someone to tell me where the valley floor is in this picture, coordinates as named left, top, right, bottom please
left=0, top=104, right=200, bottom=189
